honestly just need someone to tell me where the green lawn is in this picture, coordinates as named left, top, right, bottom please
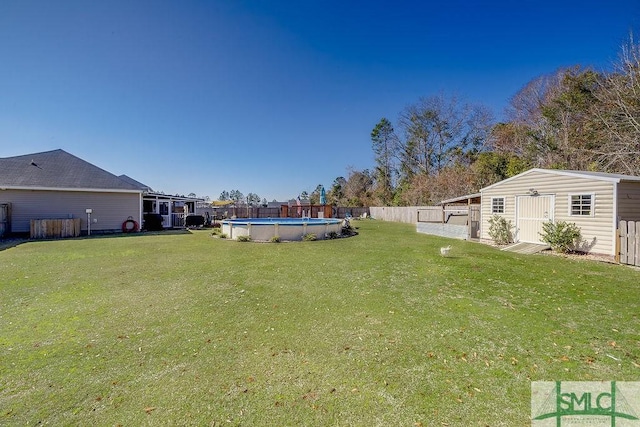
left=1, top=220, right=639, bottom=426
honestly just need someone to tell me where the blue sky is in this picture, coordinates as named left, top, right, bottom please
left=1, top=1, right=638, bottom=201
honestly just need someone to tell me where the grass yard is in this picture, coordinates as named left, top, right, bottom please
left=1, top=220, right=639, bottom=426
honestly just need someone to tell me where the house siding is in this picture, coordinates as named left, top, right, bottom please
left=481, top=171, right=616, bottom=255
left=617, top=181, right=640, bottom=220
left=0, top=189, right=141, bottom=233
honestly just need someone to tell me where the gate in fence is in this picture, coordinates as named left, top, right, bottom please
left=618, top=220, right=640, bottom=266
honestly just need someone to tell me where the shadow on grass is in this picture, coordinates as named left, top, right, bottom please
left=0, top=228, right=193, bottom=251
left=0, top=238, right=28, bottom=251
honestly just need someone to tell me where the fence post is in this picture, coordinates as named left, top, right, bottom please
left=467, top=201, right=471, bottom=240
left=628, top=221, right=636, bottom=266
left=615, top=226, right=621, bottom=264
left=636, top=221, right=640, bottom=267
left=619, top=220, right=627, bottom=264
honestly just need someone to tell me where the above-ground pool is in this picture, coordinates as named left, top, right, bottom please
left=221, top=218, right=343, bottom=241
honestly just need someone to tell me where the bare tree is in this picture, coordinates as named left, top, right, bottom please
left=398, top=94, right=493, bottom=179
left=398, top=95, right=462, bottom=177
left=395, top=173, right=431, bottom=206
left=343, top=168, right=374, bottom=206
left=503, top=71, right=562, bottom=167
left=591, top=34, right=640, bottom=174
left=427, top=166, right=478, bottom=203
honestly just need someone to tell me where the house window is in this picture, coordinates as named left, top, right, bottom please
left=491, top=197, right=505, bottom=214
left=570, top=194, right=593, bottom=216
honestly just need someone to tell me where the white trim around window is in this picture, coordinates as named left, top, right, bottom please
left=491, top=196, right=506, bottom=214
left=568, top=193, right=595, bottom=217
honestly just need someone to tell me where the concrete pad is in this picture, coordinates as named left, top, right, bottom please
left=501, top=242, right=550, bottom=254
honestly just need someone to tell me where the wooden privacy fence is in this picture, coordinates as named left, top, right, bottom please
left=202, top=206, right=369, bottom=220
left=369, top=206, right=425, bottom=224
left=30, top=218, right=81, bottom=239
left=618, top=220, right=640, bottom=266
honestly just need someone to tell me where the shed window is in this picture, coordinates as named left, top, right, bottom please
left=570, top=194, right=593, bottom=216
left=491, top=197, right=505, bottom=214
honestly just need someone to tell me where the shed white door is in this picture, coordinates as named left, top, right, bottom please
left=515, top=195, right=554, bottom=243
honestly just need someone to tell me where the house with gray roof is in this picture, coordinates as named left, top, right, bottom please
left=0, top=149, right=205, bottom=236
left=0, top=149, right=144, bottom=235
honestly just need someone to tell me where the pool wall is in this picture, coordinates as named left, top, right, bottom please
left=221, top=218, right=343, bottom=241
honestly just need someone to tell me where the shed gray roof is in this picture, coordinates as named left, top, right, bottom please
left=0, top=149, right=141, bottom=192
left=480, top=168, right=640, bottom=192
left=439, top=193, right=481, bottom=205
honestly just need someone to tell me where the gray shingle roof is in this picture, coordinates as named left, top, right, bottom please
left=0, top=149, right=141, bottom=191
left=118, top=174, right=153, bottom=192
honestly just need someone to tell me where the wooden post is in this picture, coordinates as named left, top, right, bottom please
left=467, top=199, right=471, bottom=240
left=636, top=221, right=640, bottom=267
left=628, top=221, right=636, bottom=266
left=617, top=220, right=626, bottom=264
left=615, top=227, right=621, bottom=264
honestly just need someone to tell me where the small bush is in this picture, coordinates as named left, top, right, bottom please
left=270, top=236, right=281, bottom=243
left=219, top=233, right=227, bottom=239
left=237, top=235, right=251, bottom=242
left=302, top=233, right=317, bottom=241
left=539, top=221, right=582, bottom=253
left=211, top=228, right=222, bottom=236
left=327, top=231, right=339, bottom=239
left=488, top=215, right=514, bottom=245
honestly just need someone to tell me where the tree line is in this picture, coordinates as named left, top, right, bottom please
left=213, top=36, right=639, bottom=207
left=217, top=185, right=328, bottom=206
left=337, top=35, right=640, bottom=207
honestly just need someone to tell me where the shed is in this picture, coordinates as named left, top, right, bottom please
left=480, top=169, right=640, bottom=255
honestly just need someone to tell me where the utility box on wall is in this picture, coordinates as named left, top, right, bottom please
left=0, top=203, right=11, bottom=238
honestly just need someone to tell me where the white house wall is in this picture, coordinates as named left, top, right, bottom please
left=0, top=189, right=141, bottom=233
left=481, top=170, right=615, bottom=255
